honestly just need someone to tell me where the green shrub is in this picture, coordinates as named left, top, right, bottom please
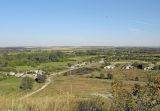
left=100, top=73, right=105, bottom=79
left=35, top=74, right=47, bottom=83
left=132, top=62, right=144, bottom=69
left=0, top=74, right=7, bottom=81
left=104, top=61, right=111, bottom=66
left=154, top=65, right=160, bottom=70
left=90, top=73, right=95, bottom=78
left=67, top=63, right=72, bottom=67
left=135, top=77, right=139, bottom=81
left=107, top=73, right=113, bottom=79
left=111, top=78, right=160, bottom=111
left=20, top=77, right=34, bottom=90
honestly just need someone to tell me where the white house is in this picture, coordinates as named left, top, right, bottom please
left=34, top=70, right=39, bottom=74
left=99, top=58, right=105, bottom=64
left=22, top=74, right=37, bottom=79
left=125, top=64, right=134, bottom=69
left=70, top=66, right=75, bottom=69
left=15, top=73, right=24, bottom=78
left=38, top=70, right=44, bottom=75
left=104, top=65, right=115, bottom=70
left=9, top=72, right=15, bottom=76
left=81, top=62, right=87, bottom=66
left=144, top=64, right=155, bottom=70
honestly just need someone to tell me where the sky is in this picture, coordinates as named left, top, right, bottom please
left=0, top=0, right=160, bottom=47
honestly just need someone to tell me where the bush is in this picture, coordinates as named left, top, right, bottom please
left=137, top=64, right=144, bottom=69
left=100, top=73, right=105, bottom=79
left=67, top=63, right=72, bottom=67
left=0, top=74, right=7, bottom=81
left=20, top=77, right=33, bottom=90
left=154, top=65, right=160, bottom=70
left=90, top=73, right=95, bottom=78
left=35, top=74, right=47, bottom=83
left=107, top=73, right=113, bottom=79
left=132, top=62, right=144, bottom=69
left=77, top=97, right=109, bottom=111
left=135, top=77, right=139, bottom=81
left=111, top=78, right=160, bottom=111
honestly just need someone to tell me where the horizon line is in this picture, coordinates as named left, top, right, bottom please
left=0, top=46, right=160, bottom=48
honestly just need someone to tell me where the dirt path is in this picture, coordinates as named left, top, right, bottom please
left=19, top=68, right=79, bottom=100
left=19, top=76, right=52, bottom=100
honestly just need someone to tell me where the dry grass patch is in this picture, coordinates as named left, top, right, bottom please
left=32, top=76, right=112, bottom=98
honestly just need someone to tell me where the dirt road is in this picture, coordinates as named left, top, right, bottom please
left=19, top=68, right=79, bottom=100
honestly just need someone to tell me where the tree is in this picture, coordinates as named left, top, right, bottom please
left=100, top=73, right=105, bottom=79
left=104, top=61, right=111, bottom=66
left=20, top=77, right=33, bottom=90
left=90, top=73, right=95, bottom=78
left=111, top=77, right=160, bottom=111
left=35, top=74, right=47, bottom=83
left=135, top=77, right=139, bottom=81
left=107, top=73, right=113, bottom=79
left=67, top=63, right=72, bottom=67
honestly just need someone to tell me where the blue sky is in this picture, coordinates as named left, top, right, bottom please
left=0, top=0, right=160, bottom=46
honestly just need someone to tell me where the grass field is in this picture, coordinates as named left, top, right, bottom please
left=0, top=54, right=159, bottom=111
left=16, top=66, right=36, bottom=72
left=0, top=77, right=21, bottom=96
left=0, top=67, right=159, bottom=111
left=0, top=77, right=44, bottom=98
left=32, top=76, right=112, bottom=98
left=31, top=68, right=152, bottom=98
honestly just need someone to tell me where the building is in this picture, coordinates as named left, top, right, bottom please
left=104, top=65, right=115, bottom=70
left=125, top=64, right=134, bottom=69
left=99, top=58, right=105, bottom=64
left=9, top=72, right=15, bottom=76
left=15, top=73, right=24, bottom=78
left=144, top=64, right=155, bottom=70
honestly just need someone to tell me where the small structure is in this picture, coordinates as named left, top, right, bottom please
left=15, top=73, right=24, bottom=78
left=125, top=64, right=134, bottom=70
left=104, top=65, right=115, bottom=70
left=34, top=70, right=39, bottom=74
left=37, top=70, right=45, bottom=75
left=81, top=62, right=87, bottom=66
left=75, top=64, right=80, bottom=67
left=144, top=64, right=155, bottom=70
left=70, top=66, right=75, bottom=69
left=9, top=72, right=15, bottom=76
left=71, top=62, right=88, bottom=68
left=99, top=58, right=105, bottom=64
left=31, top=70, right=45, bottom=75
left=22, top=74, right=37, bottom=79
left=0, top=72, right=8, bottom=76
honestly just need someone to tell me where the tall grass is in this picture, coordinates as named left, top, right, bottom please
left=0, top=94, right=159, bottom=111
left=0, top=94, right=111, bottom=111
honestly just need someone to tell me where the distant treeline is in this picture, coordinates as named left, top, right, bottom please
left=0, top=48, right=160, bottom=72
left=0, top=51, right=66, bottom=70
left=75, top=48, right=160, bottom=62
